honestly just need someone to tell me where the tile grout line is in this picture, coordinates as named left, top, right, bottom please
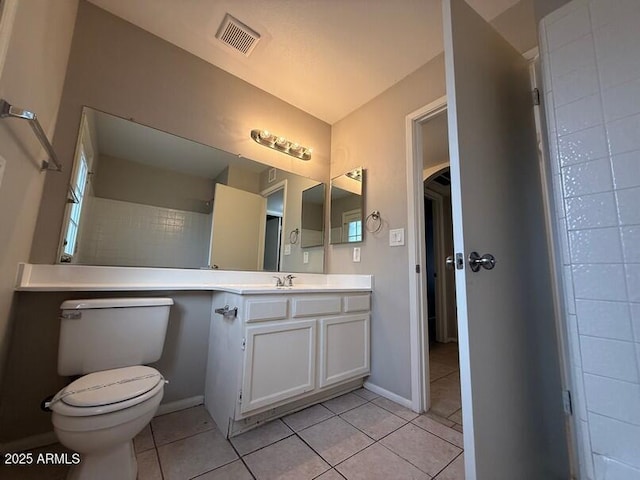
left=431, top=450, right=464, bottom=480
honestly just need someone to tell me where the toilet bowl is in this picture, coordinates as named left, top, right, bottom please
left=50, top=365, right=165, bottom=480
left=51, top=297, right=173, bottom=480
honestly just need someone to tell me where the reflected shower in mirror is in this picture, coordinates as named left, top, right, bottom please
left=59, top=107, right=326, bottom=273
left=301, top=184, right=325, bottom=248
left=330, top=167, right=364, bottom=244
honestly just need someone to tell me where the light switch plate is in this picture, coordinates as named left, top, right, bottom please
left=353, top=247, right=361, bottom=262
left=389, top=228, right=405, bottom=246
left=0, top=155, right=5, bottom=190
left=284, top=244, right=291, bottom=255
left=303, top=251, right=309, bottom=264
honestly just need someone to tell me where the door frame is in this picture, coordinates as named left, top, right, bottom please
left=423, top=180, right=450, bottom=343
left=405, top=95, right=447, bottom=413
left=261, top=180, right=287, bottom=271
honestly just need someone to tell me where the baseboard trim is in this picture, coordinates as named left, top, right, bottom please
left=0, top=431, right=58, bottom=453
left=0, top=395, right=205, bottom=453
left=156, top=395, right=204, bottom=416
left=363, top=381, right=413, bottom=409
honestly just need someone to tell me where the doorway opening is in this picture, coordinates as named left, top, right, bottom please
left=423, top=166, right=461, bottom=428
left=262, top=182, right=286, bottom=272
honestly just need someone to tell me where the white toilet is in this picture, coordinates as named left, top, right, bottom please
left=48, top=297, right=173, bottom=480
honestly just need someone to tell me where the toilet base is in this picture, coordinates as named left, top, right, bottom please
left=67, top=440, right=136, bottom=480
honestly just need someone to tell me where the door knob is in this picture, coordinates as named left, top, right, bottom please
left=445, top=255, right=455, bottom=269
left=468, top=251, right=496, bottom=272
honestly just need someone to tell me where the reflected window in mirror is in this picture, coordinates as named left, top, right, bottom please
left=60, top=113, right=95, bottom=262
left=330, top=167, right=364, bottom=244
left=57, top=107, right=327, bottom=273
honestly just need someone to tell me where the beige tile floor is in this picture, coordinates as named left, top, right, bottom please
left=0, top=387, right=464, bottom=480
left=428, top=342, right=463, bottom=432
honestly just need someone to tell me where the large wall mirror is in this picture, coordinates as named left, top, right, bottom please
left=330, top=167, right=364, bottom=244
left=58, top=107, right=326, bottom=273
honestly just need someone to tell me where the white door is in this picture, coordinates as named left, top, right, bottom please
left=209, top=183, right=266, bottom=270
left=240, top=320, right=316, bottom=414
left=443, top=1, right=566, bottom=478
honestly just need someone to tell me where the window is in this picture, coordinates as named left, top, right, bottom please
left=342, top=209, right=362, bottom=243
left=62, top=148, right=88, bottom=256
left=60, top=114, right=94, bottom=262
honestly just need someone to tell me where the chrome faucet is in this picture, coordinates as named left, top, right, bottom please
left=273, top=276, right=285, bottom=287
left=284, top=274, right=296, bottom=287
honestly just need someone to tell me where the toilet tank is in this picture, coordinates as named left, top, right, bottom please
left=57, top=298, right=173, bottom=376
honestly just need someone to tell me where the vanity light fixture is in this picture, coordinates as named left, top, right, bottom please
left=251, top=129, right=312, bottom=160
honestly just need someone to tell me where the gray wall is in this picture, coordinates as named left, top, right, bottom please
left=30, top=0, right=331, bottom=265
left=0, top=0, right=77, bottom=383
left=492, top=0, right=537, bottom=53
left=0, top=291, right=212, bottom=443
left=330, top=55, right=447, bottom=399
left=94, top=154, right=215, bottom=213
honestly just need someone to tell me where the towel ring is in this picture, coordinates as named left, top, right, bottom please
left=289, top=228, right=300, bottom=244
left=365, top=210, right=382, bottom=233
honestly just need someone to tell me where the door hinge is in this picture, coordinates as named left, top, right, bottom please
left=562, top=390, right=573, bottom=415
left=241, top=338, right=246, bottom=351
left=415, top=264, right=421, bottom=274
left=532, top=88, right=541, bottom=106
left=238, top=390, right=243, bottom=402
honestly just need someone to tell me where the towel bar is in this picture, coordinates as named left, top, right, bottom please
left=0, top=98, right=62, bottom=172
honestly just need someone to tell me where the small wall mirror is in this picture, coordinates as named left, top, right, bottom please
left=301, top=184, right=325, bottom=248
left=330, top=167, right=364, bottom=244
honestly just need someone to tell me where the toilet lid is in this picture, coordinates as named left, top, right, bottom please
left=60, top=366, right=163, bottom=408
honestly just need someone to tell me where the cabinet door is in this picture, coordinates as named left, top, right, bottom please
left=240, top=320, right=316, bottom=414
left=318, top=314, right=370, bottom=388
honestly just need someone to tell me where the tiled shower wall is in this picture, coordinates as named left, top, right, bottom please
left=540, top=1, right=640, bottom=479
left=76, top=196, right=211, bottom=268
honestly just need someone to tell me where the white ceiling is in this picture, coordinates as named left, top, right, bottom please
left=87, top=0, right=520, bottom=124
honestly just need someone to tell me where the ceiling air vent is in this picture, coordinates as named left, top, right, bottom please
left=216, top=14, right=260, bottom=57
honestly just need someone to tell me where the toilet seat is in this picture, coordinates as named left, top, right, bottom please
left=51, top=365, right=165, bottom=417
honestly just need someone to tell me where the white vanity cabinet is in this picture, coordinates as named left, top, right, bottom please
left=205, top=291, right=370, bottom=437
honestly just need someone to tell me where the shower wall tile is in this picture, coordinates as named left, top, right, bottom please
left=553, top=65, right=600, bottom=108
left=558, top=125, right=609, bottom=166
left=77, top=197, right=211, bottom=268
left=564, top=192, right=618, bottom=230
left=589, top=413, right=640, bottom=470
left=626, top=265, right=640, bottom=303
left=580, top=336, right=639, bottom=382
left=542, top=1, right=640, bottom=477
left=602, top=78, right=640, bottom=123
left=611, top=151, right=640, bottom=190
left=589, top=0, right=640, bottom=29
left=631, top=304, right=640, bottom=343
left=593, top=15, right=640, bottom=89
left=561, top=158, right=612, bottom=198
left=577, top=418, right=596, bottom=479
left=575, top=300, right=632, bottom=341
left=555, top=94, right=603, bottom=136
left=616, top=187, right=640, bottom=225
left=572, top=264, right=627, bottom=302
left=568, top=228, right=622, bottom=264
left=584, top=374, right=640, bottom=425
left=594, top=455, right=640, bottom=480
left=549, top=34, right=596, bottom=80
left=606, top=114, right=640, bottom=156
left=546, top=5, right=591, bottom=51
